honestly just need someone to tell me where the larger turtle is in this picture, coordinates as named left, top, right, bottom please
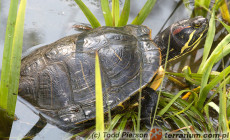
left=19, top=16, right=208, bottom=132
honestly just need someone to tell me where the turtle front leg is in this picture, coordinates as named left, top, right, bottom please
left=23, top=114, right=47, bottom=139
left=141, top=87, right=158, bottom=128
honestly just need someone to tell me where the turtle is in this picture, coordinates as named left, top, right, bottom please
left=18, top=16, right=208, bottom=133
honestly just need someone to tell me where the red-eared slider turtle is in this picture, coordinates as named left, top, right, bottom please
left=19, top=16, right=208, bottom=132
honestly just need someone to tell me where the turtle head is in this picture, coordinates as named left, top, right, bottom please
left=154, top=16, right=208, bottom=63
left=170, top=16, right=208, bottom=53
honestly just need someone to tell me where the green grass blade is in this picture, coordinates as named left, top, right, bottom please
left=95, top=51, right=104, bottom=140
left=197, top=34, right=230, bottom=109
left=163, top=98, right=202, bottom=122
left=69, top=126, right=95, bottom=139
left=202, top=33, right=230, bottom=65
left=183, top=0, right=191, bottom=10
left=207, top=102, right=219, bottom=113
left=219, top=76, right=230, bottom=91
left=194, top=0, right=211, bottom=17
left=214, top=0, right=224, bottom=10
left=117, top=0, right=130, bottom=27
left=101, top=0, right=113, bottom=26
left=137, top=64, right=142, bottom=133
left=164, top=101, right=194, bottom=119
left=204, top=102, right=216, bottom=133
left=175, top=114, right=193, bottom=134
left=131, top=112, right=137, bottom=132
left=219, top=0, right=230, bottom=23
left=218, top=19, right=230, bottom=33
left=151, top=34, right=171, bottom=129
left=131, top=0, right=157, bottom=25
left=158, top=90, right=191, bottom=116
left=74, top=0, right=101, bottom=28
left=183, top=66, right=200, bottom=85
left=218, top=88, right=229, bottom=132
left=208, top=34, right=230, bottom=61
left=106, top=113, right=124, bottom=132
left=198, top=65, right=230, bottom=110
left=166, top=72, right=217, bottom=81
left=170, top=116, right=185, bottom=129
left=112, top=0, right=119, bottom=26
left=116, top=112, right=131, bottom=139
left=0, top=0, right=19, bottom=110
left=197, top=9, right=215, bottom=73
left=227, top=99, right=230, bottom=118
left=161, top=92, right=205, bottom=121
left=197, top=54, right=218, bottom=110
left=7, top=0, right=27, bottom=117
left=214, top=43, right=230, bottom=63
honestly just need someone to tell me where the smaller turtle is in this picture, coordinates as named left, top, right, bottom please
left=19, top=16, right=208, bottom=133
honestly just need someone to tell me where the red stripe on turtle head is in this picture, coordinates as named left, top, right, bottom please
left=172, top=26, right=191, bottom=35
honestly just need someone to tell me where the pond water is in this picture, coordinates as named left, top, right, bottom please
left=0, top=0, right=211, bottom=139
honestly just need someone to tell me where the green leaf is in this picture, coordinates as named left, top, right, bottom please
left=69, top=126, right=95, bottom=139
left=219, top=0, right=230, bottom=23
left=101, top=0, right=113, bottom=26
left=161, top=92, right=205, bottom=122
left=182, top=66, right=200, bottom=85
left=95, top=51, right=105, bottom=140
left=183, top=0, right=191, bottom=10
left=116, top=112, right=131, bottom=139
left=166, top=72, right=217, bottom=82
left=131, top=112, right=137, bottom=132
left=198, top=9, right=215, bottom=73
left=7, top=0, right=27, bottom=116
left=206, top=102, right=219, bottom=113
left=117, top=0, right=130, bottom=26
left=0, top=0, right=19, bottom=110
left=197, top=32, right=230, bottom=109
left=218, top=87, right=229, bottom=132
left=218, top=19, right=230, bottom=33
left=158, top=90, right=191, bottom=116
left=175, top=114, right=193, bottom=134
left=197, top=46, right=230, bottom=109
left=194, top=0, right=211, bottom=17
left=106, top=113, right=124, bottom=132
left=197, top=56, right=217, bottom=110
left=137, top=61, right=144, bottom=133
left=137, top=83, right=142, bottom=133
left=214, top=43, right=230, bottom=63
left=227, top=100, right=230, bottom=118
left=202, top=30, right=230, bottom=65
left=131, top=0, right=157, bottom=25
left=204, top=102, right=215, bottom=133
left=165, top=101, right=195, bottom=119
left=74, top=0, right=101, bottom=28
left=170, top=116, right=185, bottom=129
left=112, top=0, right=119, bottom=26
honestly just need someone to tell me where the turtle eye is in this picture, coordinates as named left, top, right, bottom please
left=192, top=21, right=202, bottom=28
left=194, top=23, right=201, bottom=28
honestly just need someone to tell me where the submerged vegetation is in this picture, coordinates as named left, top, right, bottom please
left=0, top=0, right=230, bottom=139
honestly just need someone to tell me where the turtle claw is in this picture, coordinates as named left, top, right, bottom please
left=58, top=104, right=85, bottom=123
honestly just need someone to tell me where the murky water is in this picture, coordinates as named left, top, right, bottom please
left=0, top=0, right=210, bottom=139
